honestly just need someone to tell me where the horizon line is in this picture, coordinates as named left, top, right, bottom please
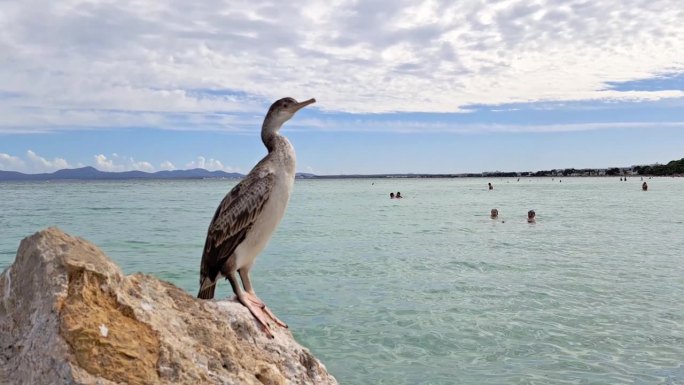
left=1, top=161, right=679, bottom=178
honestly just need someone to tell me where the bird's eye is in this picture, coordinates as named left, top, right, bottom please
left=283, top=104, right=288, bottom=108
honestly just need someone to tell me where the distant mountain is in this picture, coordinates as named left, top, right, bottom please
left=295, top=173, right=318, bottom=179
left=0, top=167, right=244, bottom=181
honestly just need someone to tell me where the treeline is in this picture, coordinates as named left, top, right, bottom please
left=633, top=158, right=684, bottom=176
left=530, top=168, right=606, bottom=177
left=484, top=157, right=684, bottom=177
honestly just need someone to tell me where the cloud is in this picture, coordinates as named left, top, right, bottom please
left=1, top=0, right=683, bottom=133
left=290, top=118, right=684, bottom=134
left=26, top=150, right=71, bottom=172
left=0, top=150, right=72, bottom=173
left=185, top=156, right=237, bottom=172
left=1, top=151, right=178, bottom=173
left=93, top=154, right=155, bottom=172
left=159, top=161, right=176, bottom=170
left=0, top=153, right=26, bottom=171
left=0, top=150, right=242, bottom=173
left=133, top=161, right=155, bottom=172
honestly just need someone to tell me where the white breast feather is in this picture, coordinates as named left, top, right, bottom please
left=234, top=141, right=295, bottom=269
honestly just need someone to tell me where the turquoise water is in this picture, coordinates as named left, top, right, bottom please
left=1, top=177, right=683, bottom=384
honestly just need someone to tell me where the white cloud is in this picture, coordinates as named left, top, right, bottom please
left=159, top=161, right=176, bottom=170
left=25, top=150, right=71, bottom=172
left=93, top=154, right=156, bottom=172
left=94, top=154, right=122, bottom=172
left=133, top=161, right=154, bottom=172
left=0, top=150, right=72, bottom=173
left=0, top=153, right=26, bottom=171
left=0, top=0, right=683, bottom=133
left=289, top=119, right=684, bottom=134
left=1, top=151, right=177, bottom=173
left=185, top=156, right=237, bottom=172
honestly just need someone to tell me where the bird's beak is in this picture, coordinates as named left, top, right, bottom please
left=291, top=98, right=316, bottom=113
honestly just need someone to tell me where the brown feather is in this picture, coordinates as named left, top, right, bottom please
left=197, top=170, right=275, bottom=293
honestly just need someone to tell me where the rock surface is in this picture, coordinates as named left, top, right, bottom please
left=0, top=228, right=338, bottom=385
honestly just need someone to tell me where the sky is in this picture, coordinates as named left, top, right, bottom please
left=1, top=0, right=683, bottom=175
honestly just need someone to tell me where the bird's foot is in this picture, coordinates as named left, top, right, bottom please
left=236, top=294, right=275, bottom=338
left=244, top=292, right=288, bottom=329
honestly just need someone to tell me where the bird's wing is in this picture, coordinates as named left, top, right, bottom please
left=199, top=171, right=275, bottom=281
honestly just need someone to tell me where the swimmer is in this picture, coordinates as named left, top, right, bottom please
left=642, top=182, right=648, bottom=191
left=490, top=208, right=499, bottom=219
left=390, top=192, right=395, bottom=199
left=527, top=210, right=536, bottom=223
left=488, top=182, right=493, bottom=190
left=396, top=192, right=403, bottom=199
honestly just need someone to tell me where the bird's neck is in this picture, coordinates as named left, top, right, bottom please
left=261, top=124, right=283, bottom=153
left=261, top=124, right=296, bottom=175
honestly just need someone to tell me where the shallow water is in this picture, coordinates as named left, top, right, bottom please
left=1, top=177, right=683, bottom=384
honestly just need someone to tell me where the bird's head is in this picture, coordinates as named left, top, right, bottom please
left=262, top=97, right=316, bottom=130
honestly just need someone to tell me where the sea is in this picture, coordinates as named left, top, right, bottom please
left=1, top=177, right=683, bottom=385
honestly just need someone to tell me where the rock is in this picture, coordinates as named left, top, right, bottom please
left=0, top=228, right=338, bottom=385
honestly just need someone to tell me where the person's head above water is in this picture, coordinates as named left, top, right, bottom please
left=490, top=208, right=499, bottom=218
left=527, top=210, right=536, bottom=222
left=396, top=192, right=402, bottom=198
left=390, top=192, right=395, bottom=199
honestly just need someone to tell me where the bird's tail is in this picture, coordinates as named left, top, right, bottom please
left=197, top=277, right=216, bottom=299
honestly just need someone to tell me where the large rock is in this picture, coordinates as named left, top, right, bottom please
left=0, top=228, right=337, bottom=385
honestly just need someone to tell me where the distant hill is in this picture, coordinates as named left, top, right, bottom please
left=295, top=173, right=317, bottom=179
left=0, top=167, right=244, bottom=181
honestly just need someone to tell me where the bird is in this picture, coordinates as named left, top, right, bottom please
left=197, top=97, right=316, bottom=337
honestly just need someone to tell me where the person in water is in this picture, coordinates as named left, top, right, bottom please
left=488, top=182, right=493, bottom=190
left=642, top=182, right=648, bottom=191
left=527, top=210, right=536, bottom=223
left=390, top=192, right=395, bottom=199
left=396, top=192, right=403, bottom=199
left=490, top=208, right=499, bottom=219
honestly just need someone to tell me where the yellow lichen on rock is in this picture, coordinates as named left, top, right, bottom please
left=60, top=269, right=161, bottom=385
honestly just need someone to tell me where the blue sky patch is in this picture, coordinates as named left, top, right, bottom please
left=605, top=72, right=684, bottom=91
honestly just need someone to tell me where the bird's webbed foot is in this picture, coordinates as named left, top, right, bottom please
left=244, top=292, right=288, bottom=329
left=236, top=293, right=288, bottom=338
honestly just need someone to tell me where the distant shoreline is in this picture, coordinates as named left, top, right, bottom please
left=303, top=174, right=681, bottom=179
left=1, top=158, right=682, bottom=181
left=1, top=170, right=681, bottom=182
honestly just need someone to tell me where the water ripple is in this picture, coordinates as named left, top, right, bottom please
left=1, top=178, right=684, bottom=384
